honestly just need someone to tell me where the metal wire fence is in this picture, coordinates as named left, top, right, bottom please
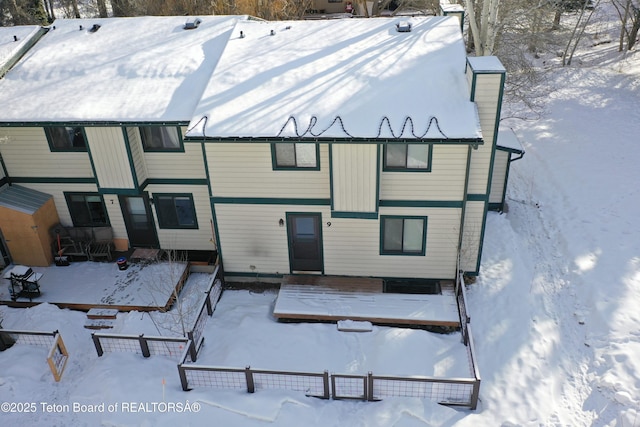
left=92, top=333, right=194, bottom=362
left=0, top=329, right=69, bottom=382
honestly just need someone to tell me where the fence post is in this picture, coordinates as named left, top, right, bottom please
left=323, top=370, right=330, bottom=399
left=470, top=378, right=481, bottom=410
left=186, top=335, right=197, bottom=362
left=91, top=333, right=104, bottom=357
left=177, top=365, right=190, bottom=391
left=138, top=334, right=150, bottom=358
left=245, top=366, right=255, bottom=393
left=367, top=372, right=374, bottom=401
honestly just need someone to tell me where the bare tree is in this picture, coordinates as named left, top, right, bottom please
left=612, top=0, right=640, bottom=50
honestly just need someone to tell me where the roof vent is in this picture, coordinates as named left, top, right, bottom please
left=396, top=21, right=412, bottom=32
left=13, top=35, right=18, bottom=42
left=184, top=18, right=201, bottom=30
left=270, top=29, right=275, bottom=36
left=79, top=25, right=83, bottom=31
left=89, top=24, right=101, bottom=33
left=239, top=31, right=245, bottom=38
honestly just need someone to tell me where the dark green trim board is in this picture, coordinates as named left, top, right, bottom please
left=270, top=142, right=320, bottom=170
left=0, top=177, right=8, bottom=188
left=9, top=177, right=96, bottom=184
left=83, top=132, right=101, bottom=191
left=121, top=128, right=140, bottom=191
left=209, top=198, right=223, bottom=266
left=212, top=197, right=331, bottom=205
left=331, top=211, right=379, bottom=219
left=458, top=145, right=472, bottom=266
left=375, top=144, right=381, bottom=214
left=201, top=142, right=213, bottom=198
left=379, top=215, right=428, bottom=256
left=223, top=272, right=284, bottom=279
left=466, top=194, right=489, bottom=202
left=0, top=153, right=9, bottom=183
left=98, top=188, right=141, bottom=196
left=183, top=136, right=484, bottom=145
left=0, top=121, right=189, bottom=128
left=379, top=200, right=463, bottom=208
left=141, top=178, right=208, bottom=188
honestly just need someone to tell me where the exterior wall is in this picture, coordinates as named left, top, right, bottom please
left=0, top=127, right=93, bottom=178
left=100, top=193, right=129, bottom=251
left=459, top=201, right=484, bottom=271
left=489, top=150, right=509, bottom=205
left=214, top=202, right=460, bottom=279
left=18, top=183, right=98, bottom=226
left=466, top=72, right=503, bottom=194
left=85, top=127, right=135, bottom=190
left=379, top=144, right=468, bottom=201
left=310, top=0, right=347, bottom=14
left=145, top=183, right=215, bottom=251
left=205, top=143, right=329, bottom=198
left=144, top=128, right=206, bottom=180
left=331, top=144, right=377, bottom=214
left=126, top=127, right=148, bottom=186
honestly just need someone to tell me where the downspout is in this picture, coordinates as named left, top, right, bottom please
left=457, top=144, right=474, bottom=277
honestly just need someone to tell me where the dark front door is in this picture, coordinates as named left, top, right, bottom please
left=119, top=195, right=159, bottom=248
left=287, top=213, right=323, bottom=272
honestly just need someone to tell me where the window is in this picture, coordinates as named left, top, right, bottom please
left=45, top=127, right=87, bottom=151
left=65, top=193, right=109, bottom=227
left=380, top=216, right=427, bottom=255
left=383, top=144, right=431, bottom=171
left=139, top=126, right=182, bottom=151
left=272, top=143, right=319, bottom=169
left=154, top=194, right=198, bottom=229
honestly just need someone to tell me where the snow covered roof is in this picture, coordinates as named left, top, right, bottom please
left=497, top=129, right=525, bottom=154
left=187, top=16, right=482, bottom=141
left=0, top=25, right=43, bottom=77
left=0, top=16, right=245, bottom=123
left=467, top=55, right=506, bottom=73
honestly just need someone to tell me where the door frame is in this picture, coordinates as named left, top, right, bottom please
left=286, top=212, right=324, bottom=274
left=118, top=193, right=159, bottom=248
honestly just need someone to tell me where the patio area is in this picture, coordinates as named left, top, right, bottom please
left=0, top=260, right=189, bottom=311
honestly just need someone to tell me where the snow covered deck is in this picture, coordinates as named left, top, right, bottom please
left=0, top=261, right=189, bottom=312
left=273, top=276, right=460, bottom=327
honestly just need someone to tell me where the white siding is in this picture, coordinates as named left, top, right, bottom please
left=85, top=127, right=135, bottom=189
left=146, top=184, right=214, bottom=251
left=206, top=143, right=330, bottom=198
left=215, top=203, right=460, bottom=279
left=0, top=128, right=93, bottom=177
left=467, top=72, right=503, bottom=194
left=126, top=127, right=148, bottom=186
left=460, top=201, right=485, bottom=272
left=489, top=150, right=508, bottom=204
left=101, top=194, right=129, bottom=243
left=144, top=128, right=206, bottom=180
left=331, top=144, right=377, bottom=213
left=380, top=144, right=468, bottom=200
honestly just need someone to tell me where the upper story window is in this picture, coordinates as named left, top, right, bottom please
left=65, top=193, right=109, bottom=227
left=139, top=126, right=183, bottom=152
left=272, top=143, right=319, bottom=170
left=45, top=126, right=87, bottom=151
left=154, top=194, right=198, bottom=229
left=383, top=144, right=431, bottom=171
left=380, top=216, right=427, bottom=256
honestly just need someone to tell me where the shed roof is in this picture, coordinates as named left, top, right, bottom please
left=497, top=129, right=525, bottom=154
left=187, top=16, right=482, bottom=141
left=0, top=15, right=245, bottom=123
left=0, top=185, right=52, bottom=215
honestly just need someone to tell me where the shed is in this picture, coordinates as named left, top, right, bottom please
left=0, top=185, right=60, bottom=266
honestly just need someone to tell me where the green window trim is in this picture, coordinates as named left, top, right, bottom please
left=382, top=143, right=432, bottom=172
left=271, top=142, right=320, bottom=170
left=153, top=193, right=198, bottom=229
left=64, top=192, right=110, bottom=227
left=380, top=215, right=427, bottom=256
left=140, top=126, right=185, bottom=152
left=45, top=126, right=88, bottom=152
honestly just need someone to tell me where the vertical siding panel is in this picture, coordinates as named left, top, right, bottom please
left=332, top=144, right=376, bottom=213
left=489, top=150, right=508, bottom=204
left=459, top=201, right=484, bottom=272
left=126, top=127, right=148, bottom=186
left=85, top=127, right=135, bottom=189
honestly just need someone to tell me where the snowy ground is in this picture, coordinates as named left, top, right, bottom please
left=1, top=4, right=640, bottom=427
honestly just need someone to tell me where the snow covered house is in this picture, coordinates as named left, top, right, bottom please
left=0, top=15, right=510, bottom=284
